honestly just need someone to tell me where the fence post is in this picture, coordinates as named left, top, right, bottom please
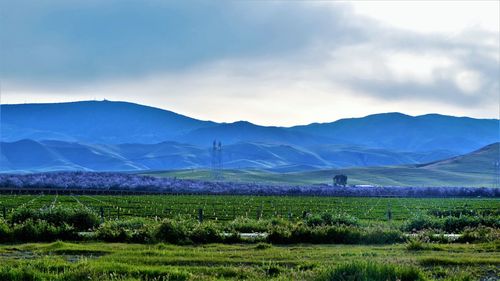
left=2, top=206, right=6, bottom=220
left=100, top=207, right=104, bottom=223
left=387, top=204, right=392, bottom=221
left=257, top=204, right=263, bottom=220
left=198, top=208, right=203, bottom=223
left=302, top=210, right=308, bottom=219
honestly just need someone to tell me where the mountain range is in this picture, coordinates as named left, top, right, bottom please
left=1, top=100, right=498, bottom=173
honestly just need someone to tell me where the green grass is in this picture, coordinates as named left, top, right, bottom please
left=0, top=241, right=497, bottom=280
left=144, top=143, right=499, bottom=187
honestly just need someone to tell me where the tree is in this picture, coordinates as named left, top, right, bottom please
left=333, top=175, right=347, bottom=187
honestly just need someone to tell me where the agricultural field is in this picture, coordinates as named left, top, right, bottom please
left=0, top=194, right=498, bottom=222
left=0, top=194, right=498, bottom=280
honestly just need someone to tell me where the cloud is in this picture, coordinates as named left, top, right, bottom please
left=1, top=1, right=498, bottom=125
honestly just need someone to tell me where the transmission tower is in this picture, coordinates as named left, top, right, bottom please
left=494, top=160, right=499, bottom=189
left=211, top=140, right=223, bottom=180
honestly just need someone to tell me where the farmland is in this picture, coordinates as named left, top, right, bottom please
left=0, top=194, right=498, bottom=222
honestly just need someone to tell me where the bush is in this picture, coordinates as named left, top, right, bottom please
left=268, top=223, right=403, bottom=245
left=361, top=227, right=405, bottom=244
left=402, top=215, right=438, bottom=232
left=0, top=219, right=12, bottom=242
left=267, top=225, right=292, bottom=244
left=403, top=214, right=499, bottom=233
left=456, top=227, right=500, bottom=243
left=11, top=206, right=99, bottom=231
left=189, top=221, right=223, bottom=244
left=255, top=242, right=272, bottom=250
left=406, top=238, right=426, bottom=251
left=318, top=261, right=426, bottom=281
left=306, top=213, right=359, bottom=227
left=12, top=219, right=76, bottom=242
left=155, top=218, right=193, bottom=244
left=227, top=217, right=268, bottom=233
left=96, top=218, right=155, bottom=243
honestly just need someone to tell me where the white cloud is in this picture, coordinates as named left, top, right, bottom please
left=455, top=70, right=482, bottom=94
left=2, top=1, right=498, bottom=125
left=349, top=1, right=499, bottom=34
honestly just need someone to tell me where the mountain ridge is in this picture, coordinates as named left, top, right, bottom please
left=1, top=100, right=498, bottom=151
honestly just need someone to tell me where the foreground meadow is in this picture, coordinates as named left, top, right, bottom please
left=0, top=241, right=498, bottom=280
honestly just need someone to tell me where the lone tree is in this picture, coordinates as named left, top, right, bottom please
left=333, top=174, right=347, bottom=187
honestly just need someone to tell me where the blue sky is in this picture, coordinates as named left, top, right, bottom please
left=1, top=1, right=499, bottom=125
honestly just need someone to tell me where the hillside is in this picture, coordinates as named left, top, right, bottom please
left=0, top=140, right=455, bottom=172
left=0, top=100, right=216, bottom=144
left=290, top=113, right=499, bottom=154
left=147, top=143, right=500, bottom=187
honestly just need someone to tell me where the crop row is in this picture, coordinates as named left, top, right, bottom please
left=0, top=195, right=498, bottom=222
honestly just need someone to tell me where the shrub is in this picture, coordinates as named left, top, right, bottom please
left=189, top=221, right=223, bottom=244
left=403, top=213, right=499, bottom=233
left=227, top=217, right=268, bottom=233
left=155, top=218, right=192, bottom=244
left=306, top=213, right=359, bottom=227
left=318, top=261, right=426, bottom=281
left=362, top=227, right=405, bottom=244
left=406, top=238, right=426, bottom=251
left=456, top=227, right=500, bottom=243
left=11, top=206, right=99, bottom=231
left=255, top=242, right=272, bottom=250
left=0, top=219, right=12, bottom=242
left=267, top=226, right=292, bottom=244
left=12, top=219, right=76, bottom=242
left=402, top=215, right=439, bottom=232
left=322, top=225, right=361, bottom=244
left=96, top=218, right=155, bottom=243
left=268, top=223, right=403, bottom=245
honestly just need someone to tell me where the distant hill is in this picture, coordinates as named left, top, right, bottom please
left=1, top=100, right=498, bottom=175
left=1, top=101, right=498, bottom=155
left=290, top=113, right=499, bottom=154
left=0, top=100, right=216, bottom=144
left=175, top=121, right=338, bottom=147
left=0, top=139, right=457, bottom=173
left=148, top=143, right=500, bottom=187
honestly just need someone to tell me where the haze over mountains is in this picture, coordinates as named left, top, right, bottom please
left=1, top=100, right=498, bottom=173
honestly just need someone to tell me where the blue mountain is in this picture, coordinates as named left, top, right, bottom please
left=0, top=100, right=216, bottom=144
left=290, top=112, right=499, bottom=154
left=0, top=100, right=498, bottom=173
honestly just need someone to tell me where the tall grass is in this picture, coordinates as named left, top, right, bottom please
left=317, top=261, right=426, bottom=281
left=11, top=206, right=99, bottom=231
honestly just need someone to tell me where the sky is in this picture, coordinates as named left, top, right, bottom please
left=1, top=1, right=499, bottom=126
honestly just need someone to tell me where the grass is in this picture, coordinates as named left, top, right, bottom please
left=0, top=241, right=498, bottom=280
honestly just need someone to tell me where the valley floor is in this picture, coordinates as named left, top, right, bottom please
left=0, top=241, right=498, bottom=280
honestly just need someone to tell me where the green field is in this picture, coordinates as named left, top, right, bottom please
left=145, top=166, right=498, bottom=187
left=1, top=194, right=498, bottom=222
left=144, top=143, right=499, bottom=187
left=0, top=194, right=498, bottom=280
